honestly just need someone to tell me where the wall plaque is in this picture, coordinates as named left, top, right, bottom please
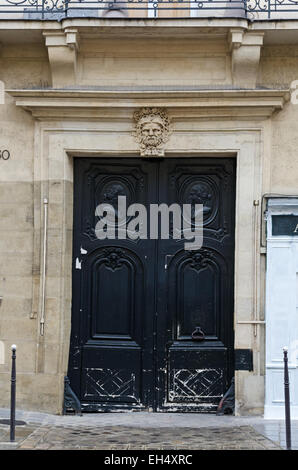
left=235, top=349, right=253, bottom=371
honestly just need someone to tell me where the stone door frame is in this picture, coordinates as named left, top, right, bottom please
left=8, top=88, right=287, bottom=414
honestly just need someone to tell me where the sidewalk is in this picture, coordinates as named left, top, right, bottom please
left=0, top=408, right=293, bottom=450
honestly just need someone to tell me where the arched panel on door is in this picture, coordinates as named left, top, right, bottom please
left=80, top=246, right=145, bottom=408
left=166, top=247, right=230, bottom=410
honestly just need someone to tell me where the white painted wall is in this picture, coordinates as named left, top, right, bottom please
left=265, top=198, right=298, bottom=419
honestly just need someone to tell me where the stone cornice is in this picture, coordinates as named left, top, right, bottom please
left=2, top=19, right=298, bottom=45
left=7, top=88, right=290, bottom=121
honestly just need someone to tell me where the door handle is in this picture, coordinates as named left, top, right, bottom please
left=191, top=326, right=205, bottom=341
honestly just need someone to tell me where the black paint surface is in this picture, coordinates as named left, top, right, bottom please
left=68, top=158, right=236, bottom=412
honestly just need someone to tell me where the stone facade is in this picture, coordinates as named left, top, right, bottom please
left=0, top=17, right=296, bottom=415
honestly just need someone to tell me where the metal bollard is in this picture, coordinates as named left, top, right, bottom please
left=10, top=344, right=16, bottom=442
left=283, top=347, right=291, bottom=450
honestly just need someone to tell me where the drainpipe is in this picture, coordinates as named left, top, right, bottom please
left=40, top=198, right=48, bottom=336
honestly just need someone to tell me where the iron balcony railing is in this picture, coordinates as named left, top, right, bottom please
left=1, top=0, right=298, bottom=20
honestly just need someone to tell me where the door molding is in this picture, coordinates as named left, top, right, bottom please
left=7, top=87, right=275, bottom=414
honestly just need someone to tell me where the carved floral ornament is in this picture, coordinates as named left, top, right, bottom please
left=133, top=107, right=172, bottom=157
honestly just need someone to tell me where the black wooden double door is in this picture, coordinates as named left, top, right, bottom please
left=68, top=157, right=235, bottom=412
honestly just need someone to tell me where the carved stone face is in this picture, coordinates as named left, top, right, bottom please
left=133, top=107, right=171, bottom=157
left=139, top=118, right=164, bottom=148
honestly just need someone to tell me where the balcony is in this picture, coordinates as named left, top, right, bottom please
left=1, top=0, right=298, bottom=21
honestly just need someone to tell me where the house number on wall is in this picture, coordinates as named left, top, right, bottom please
left=0, top=150, right=10, bottom=160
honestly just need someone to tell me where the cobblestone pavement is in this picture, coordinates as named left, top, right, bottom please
left=0, top=424, right=38, bottom=449
left=0, top=424, right=280, bottom=450
left=0, top=410, right=289, bottom=450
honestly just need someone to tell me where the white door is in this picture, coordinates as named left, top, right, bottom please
left=265, top=198, right=298, bottom=419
